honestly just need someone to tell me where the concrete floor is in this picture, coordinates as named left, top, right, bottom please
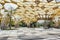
left=0, top=27, right=60, bottom=40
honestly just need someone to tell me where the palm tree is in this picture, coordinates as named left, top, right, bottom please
left=4, top=3, right=18, bottom=29
left=0, top=4, right=3, bottom=29
left=0, top=10, right=1, bottom=25
left=5, top=7, right=16, bottom=29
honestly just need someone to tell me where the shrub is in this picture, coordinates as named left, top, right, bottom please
left=19, top=21, right=27, bottom=27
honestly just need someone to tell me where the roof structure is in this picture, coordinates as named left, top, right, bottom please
left=0, top=0, right=60, bottom=24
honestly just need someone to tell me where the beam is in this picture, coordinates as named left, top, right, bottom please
left=51, top=9, right=60, bottom=18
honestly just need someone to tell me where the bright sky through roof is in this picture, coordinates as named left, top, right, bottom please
left=55, top=0, right=60, bottom=2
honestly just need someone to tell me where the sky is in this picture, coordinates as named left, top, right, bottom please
left=55, top=0, right=60, bottom=2
left=4, top=3, right=18, bottom=11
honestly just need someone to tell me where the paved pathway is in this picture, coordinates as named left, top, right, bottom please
left=0, top=27, right=60, bottom=40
